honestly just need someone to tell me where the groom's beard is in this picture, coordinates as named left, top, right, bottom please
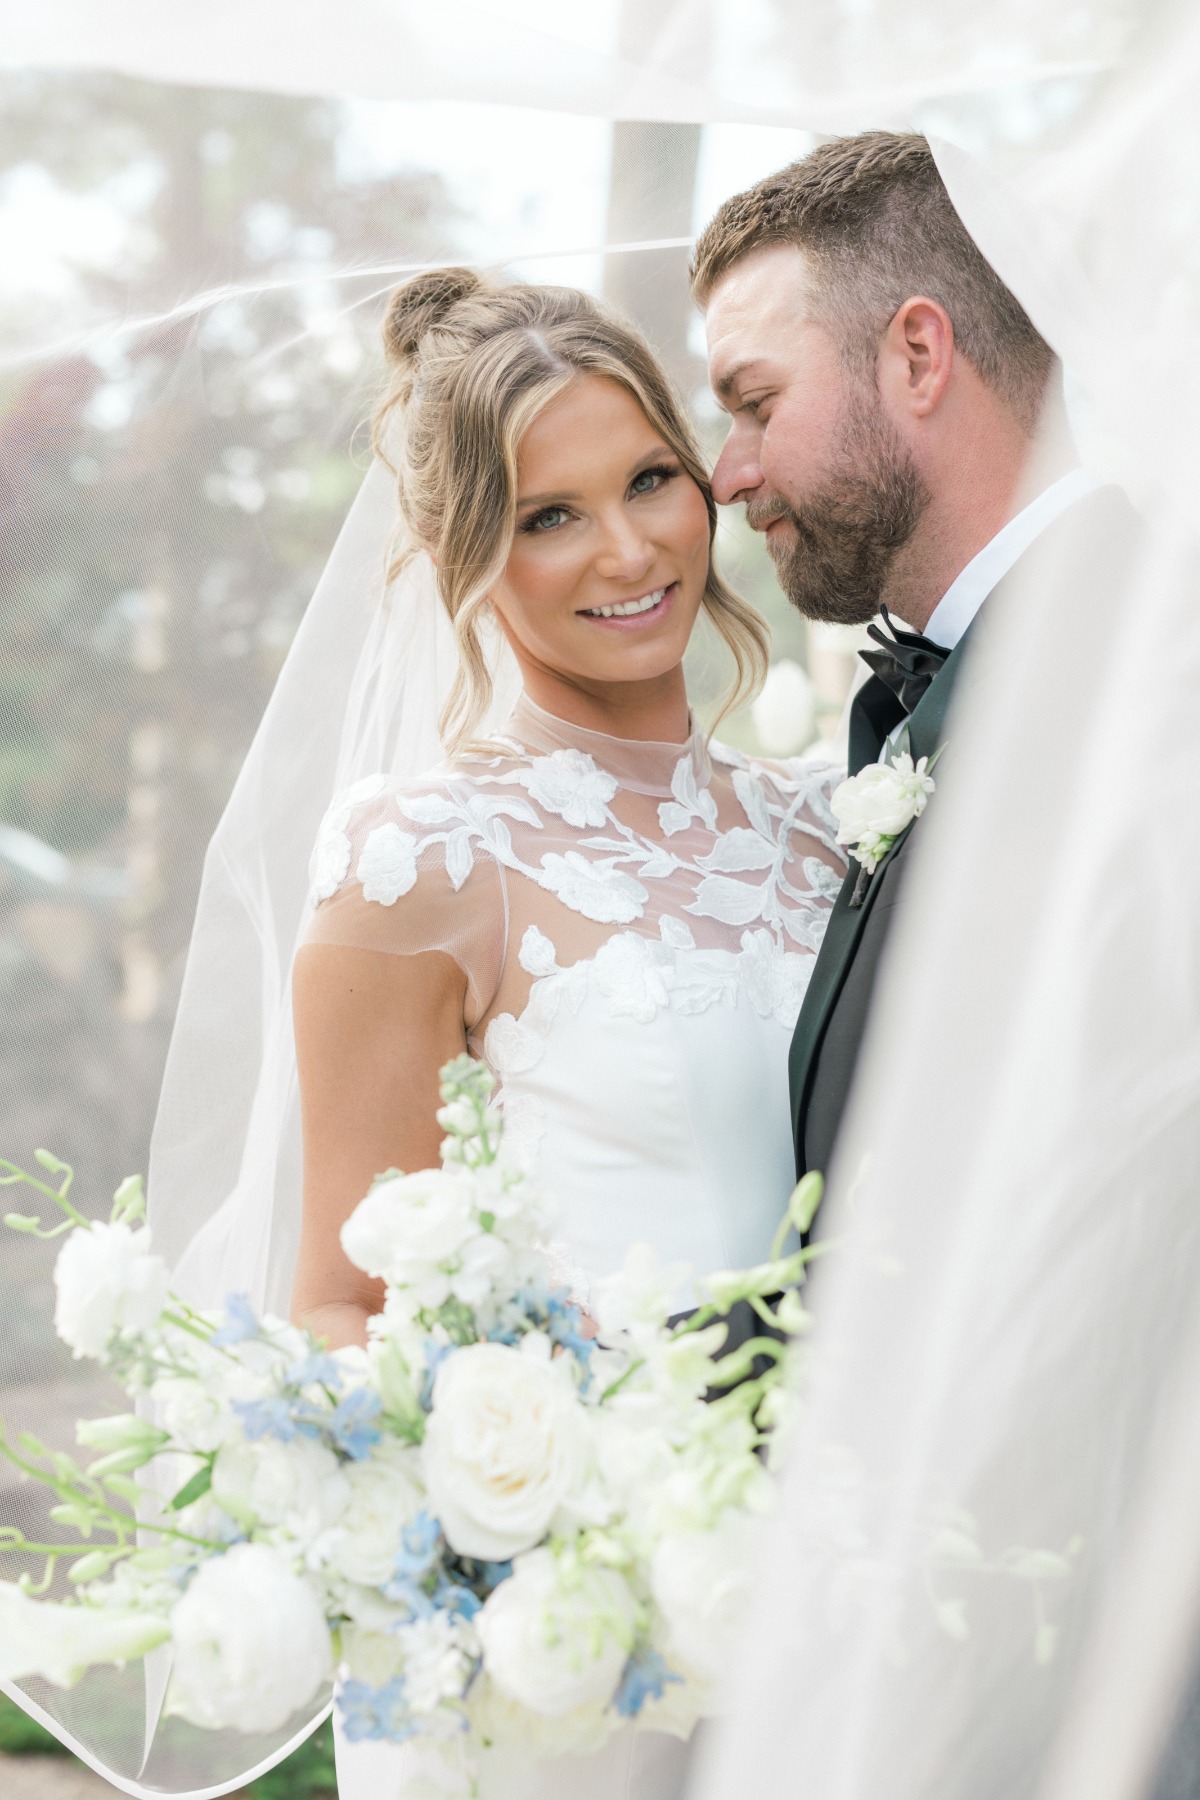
left=748, top=385, right=930, bottom=626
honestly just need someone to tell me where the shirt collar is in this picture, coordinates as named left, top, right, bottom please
left=923, top=467, right=1103, bottom=651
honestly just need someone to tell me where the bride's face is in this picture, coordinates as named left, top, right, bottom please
left=488, top=373, right=711, bottom=692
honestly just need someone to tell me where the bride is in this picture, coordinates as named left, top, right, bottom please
left=287, top=267, right=845, bottom=1796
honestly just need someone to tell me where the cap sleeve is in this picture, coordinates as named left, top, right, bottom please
left=302, top=771, right=508, bottom=1031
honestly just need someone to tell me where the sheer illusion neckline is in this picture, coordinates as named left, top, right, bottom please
left=503, top=692, right=712, bottom=799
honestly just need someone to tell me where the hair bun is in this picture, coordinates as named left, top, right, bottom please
left=383, top=266, right=483, bottom=366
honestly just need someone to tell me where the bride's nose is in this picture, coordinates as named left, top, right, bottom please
left=592, top=511, right=655, bottom=583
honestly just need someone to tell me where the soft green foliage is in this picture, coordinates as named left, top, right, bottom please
left=0, top=1693, right=337, bottom=1793
left=246, top=1717, right=337, bottom=1799
left=0, top=1692, right=71, bottom=1755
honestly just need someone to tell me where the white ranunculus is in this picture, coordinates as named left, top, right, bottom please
left=830, top=754, right=935, bottom=867
left=168, top=1544, right=333, bottom=1733
left=0, top=1584, right=171, bottom=1687
left=340, top=1167, right=478, bottom=1304
left=53, top=1222, right=170, bottom=1359
left=650, top=1513, right=757, bottom=1683
left=518, top=748, right=617, bottom=828
left=314, top=1440, right=422, bottom=1587
left=477, top=1548, right=635, bottom=1716
left=212, top=1434, right=349, bottom=1544
left=751, top=658, right=816, bottom=757
left=422, top=1343, right=585, bottom=1560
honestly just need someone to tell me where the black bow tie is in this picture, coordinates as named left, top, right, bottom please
left=859, top=606, right=950, bottom=717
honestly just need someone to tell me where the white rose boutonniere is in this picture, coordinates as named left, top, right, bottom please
left=830, top=752, right=937, bottom=877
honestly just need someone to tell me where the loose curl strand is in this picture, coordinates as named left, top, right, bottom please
left=372, top=267, right=769, bottom=753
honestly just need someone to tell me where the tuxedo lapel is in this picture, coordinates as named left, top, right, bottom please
left=788, top=624, right=975, bottom=1167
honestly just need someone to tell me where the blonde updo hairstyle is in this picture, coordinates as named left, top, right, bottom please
left=373, top=266, right=769, bottom=752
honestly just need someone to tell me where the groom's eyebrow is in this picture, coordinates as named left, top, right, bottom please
left=713, top=358, right=759, bottom=404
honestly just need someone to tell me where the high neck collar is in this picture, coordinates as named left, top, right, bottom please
left=505, top=692, right=711, bottom=798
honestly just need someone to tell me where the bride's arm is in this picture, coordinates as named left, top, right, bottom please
left=290, top=942, right=469, bottom=1349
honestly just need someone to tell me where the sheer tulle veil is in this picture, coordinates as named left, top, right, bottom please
left=149, top=461, right=519, bottom=1324
left=2, top=3, right=1200, bottom=1798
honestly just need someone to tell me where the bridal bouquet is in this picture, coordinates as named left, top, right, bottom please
left=0, top=1057, right=815, bottom=1784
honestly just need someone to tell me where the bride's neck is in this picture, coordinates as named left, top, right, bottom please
left=516, top=661, right=692, bottom=745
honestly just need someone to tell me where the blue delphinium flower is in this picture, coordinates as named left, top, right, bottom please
left=612, top=1647, right=682, bottom=1719
left=211, top=1292, right=260, bottom=1347
left=418, top=1341, right=456, bottom=1411
left=433, top=1577, right=482, bottom=1621
left=232, top=1395, right=312, bottom=1443
left=285, top=1350, right=342, bottom=1391
left=329, top=1387, right=384, bottom=1460
left=337, top=1676, right=414, bottom=1743
left=547, top=1290, right=594, bottom=1370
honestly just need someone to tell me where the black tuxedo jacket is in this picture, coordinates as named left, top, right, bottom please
left=788, top=483, right=1139, bottom=1184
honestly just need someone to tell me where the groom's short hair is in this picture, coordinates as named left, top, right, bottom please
left=692, top=131, right=1055, bottom=430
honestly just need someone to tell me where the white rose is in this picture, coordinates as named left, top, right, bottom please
left=422, top=1343, right=585, bottom=1560
left=650, top=1513, right=757, bottom=1683
left=830, top=754, right=934, bottom=856
left=54, top=1222, right=170, bottom=1359
left=751, top=658, right=816, bottom=757
left=315, top=1440, right=423, bottom=1586
left=151, top=1375, right=235, bottom=1453
left=0, top=1584, right=170, bottom=1687
left=477, top=1548, right=635, bottom=1716
left=518, top=748, right=617, bottom=828
left=168, top=1544, right=333, bottom=1733
left=341, top=1168, right=477, bottom=1304
left=212, top=1435, right=349, bottom=1544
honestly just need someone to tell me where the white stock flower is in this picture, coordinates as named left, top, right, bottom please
left=212, top=1434, right=349, bottom=1544
left=395, top=1612, right=478, bottom=1715
left=477, top=1548, right=635, bottom=1716
left=168, top=1544, right=333, bottom=1733
left=0, top=1584, right=170, bottom=1687
left=650, top=1512, right=757, bottom=1684
left=518, top=748, right=617, bottom=828
left=357, top=822, right=420, bottom=905
left=830, top=754, right=935, bottom=872
left=314, top=1440, right=422, bottom=1587
left=751, top=658, right=816, bottom=757
left=592, top=1242, right=689, bottom=1342
left=340, top=1167, right=477, bottom=1303
left=422, top=1342, right=585, bottom=1560
left=53, top=1222, right=170, bottom=1359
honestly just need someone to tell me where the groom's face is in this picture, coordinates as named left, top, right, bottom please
left=706, top=246, right=926, bottom=625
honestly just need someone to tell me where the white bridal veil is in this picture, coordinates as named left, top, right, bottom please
left=2, top=1, right=1200, bottom=1797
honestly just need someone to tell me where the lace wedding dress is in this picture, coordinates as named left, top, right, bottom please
left=305, top=690, right=845, bottom=1800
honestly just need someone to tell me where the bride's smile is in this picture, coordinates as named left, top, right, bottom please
left=488, top=370, right=710, bottom=716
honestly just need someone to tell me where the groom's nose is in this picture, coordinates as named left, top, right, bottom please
left=711, top=426, right=764, bottom=508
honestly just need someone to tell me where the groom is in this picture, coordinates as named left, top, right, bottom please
left=692, top=131, right=1130, bottom=1187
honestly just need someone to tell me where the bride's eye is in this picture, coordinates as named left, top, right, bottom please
left=521, top=504, right=572, bottom=534
left=629, top=463, right=679, bottom=499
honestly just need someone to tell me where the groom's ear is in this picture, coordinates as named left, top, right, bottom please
left=877, top=296, right=955, bottom=422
